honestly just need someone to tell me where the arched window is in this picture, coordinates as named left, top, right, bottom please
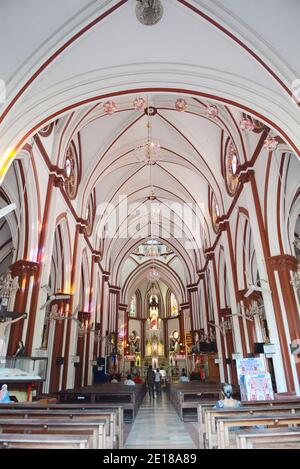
left=64, top=143, right=80, bottom=199
left=225, top=141, right=240, bottom=195
left=129, top=295, right=137, bottom=318
left=170, top=293, right=178, bottom=317
left=212, top=194, right=220, bottom=234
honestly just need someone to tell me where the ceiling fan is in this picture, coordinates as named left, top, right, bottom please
left=40, top=285, right=71, bottom=310
left=244, top=269, right=270, bottom=298
left=0, top=203, right=16, bottom=220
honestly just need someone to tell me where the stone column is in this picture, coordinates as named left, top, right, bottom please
left=237, top=165, right=295, bottom=392
left=7, top=261, right=38, bottom=355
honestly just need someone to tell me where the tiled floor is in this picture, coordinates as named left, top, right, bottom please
left=125, top=392, right=198, bottom=449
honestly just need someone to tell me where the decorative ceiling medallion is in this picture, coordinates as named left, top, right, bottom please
left=136, top=0, right=164, bottom=26
left=240, top=117, right=255, bottom=131
left=133, top=97, right=147, bottom=111
left=103, top=101, right=117, bottom=114
left=242, top=114, right=266, bottom=133
left=175, top=98, right=188, bottom=112
left=205, top=104, right=219, bottom=118
left=263, top=136, right=279, bottom=152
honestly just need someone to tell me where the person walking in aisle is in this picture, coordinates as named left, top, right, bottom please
left=146, top=365, right=155, bottom=399
left=155, top=368, right=162, bottom=396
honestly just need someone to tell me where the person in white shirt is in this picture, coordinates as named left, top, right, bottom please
left=154, top=368, right=162, bottom=396
left=124, top=374, right=136, bottom=386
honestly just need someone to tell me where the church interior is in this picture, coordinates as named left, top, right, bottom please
left=0, top=0, right=299, bottom=450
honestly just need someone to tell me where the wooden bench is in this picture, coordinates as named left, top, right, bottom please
left=206, top=405, right=300, bottom=449
left=0, top=408, right=116, bottom=449
left=0, top=418, right=106, bottom=449
left=166, top=382, right=240, bottom=421
left=235, top=427, right=300, bottom=449
left=198, top=399, right=300, bottom=449
left=59, top=383, right=146, bottom=423
left=0, top=433, right=90, bottom=449
left=0, top=402, right=124, bottom=448
left=216, top=414, right=300, bottom=449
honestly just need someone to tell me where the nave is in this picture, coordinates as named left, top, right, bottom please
left=125, top=393, right=197, bottom=450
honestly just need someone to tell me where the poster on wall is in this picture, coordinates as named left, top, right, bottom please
left=236, top=357, right=266, bottom=381
left=244, top=373, right=274, bottom=401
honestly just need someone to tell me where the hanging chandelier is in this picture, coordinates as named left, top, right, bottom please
left=0, top=272, right=19, bottom=306
left=147, top=266, right=160, bottom=281
left=135, top=104, right=160, bottom=165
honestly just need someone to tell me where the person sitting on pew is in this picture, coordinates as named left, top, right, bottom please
left=133, top=373, right=143, bottom=384
left=124, top=374, right=136, bottom=386
left=179, top=372, right=190, bottom=383
left=110, top=375, right=120, bottom=383
left=215, top=383, right=241, bottom=409
left=0, top=384, right=11, bottom=403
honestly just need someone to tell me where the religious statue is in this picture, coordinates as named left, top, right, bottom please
left=0, top=384, right=11, bottom=403
left=0, top=314, right=27, bottom=356
left=129, top=330, right=140, bottom=354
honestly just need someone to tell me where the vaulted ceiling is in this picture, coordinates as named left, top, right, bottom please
left=1, top=0, right=300, bottom=300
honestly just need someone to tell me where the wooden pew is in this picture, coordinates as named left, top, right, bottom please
left=0, top=418, right=106, bottom=449
left=216, top=414, right=300, bottom=449
left=199, top=400, right=300, bottom=449
left=167, top=382, right=239, bottom=421
left=0, top=434, right=90, bottom=449
left=235, top=427, right=300, bottom=449
left=0, top=409, right=116, bottom=449
left=0, top=402, right=123, bottom=448
left=59, top=383, right=146, bottom=423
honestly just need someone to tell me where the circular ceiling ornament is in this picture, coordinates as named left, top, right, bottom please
left=133, top=97, right=147, bottom=111
left=103, top=101, right=117, bottom=114
left=136, top=1, right=164, bottom=26
left=240, top=117, right=255, bottom=132
left=175, top=98, right=188, bottom=112
left=205, top=104, right=219, bottom=118
left=263, top=136, right=279, bottom=152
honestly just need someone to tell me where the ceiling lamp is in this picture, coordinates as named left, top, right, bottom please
left=175, top=98, right=188, bottom=112
left=205, top=104, right=219, bottom=118
left=240, top=117, right=255, bottom=131
left=135, top=105, right=160, bottom=164
left=147, top=266, right=160, bottom=281
left=133, top=97, right=147, bottom=111
left=263, top=136, right=279, bottom=152
left=103, top=101, right=117, bottom=114
left=136, top=0, right=164, bottom=26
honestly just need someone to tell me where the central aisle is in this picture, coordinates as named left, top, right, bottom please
left=125, top=392, right=198, bottom=449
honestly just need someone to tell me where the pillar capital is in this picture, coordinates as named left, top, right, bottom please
left=10, top=260, right=39, bottom=278
left=268, top=254, right=298, bottom=272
